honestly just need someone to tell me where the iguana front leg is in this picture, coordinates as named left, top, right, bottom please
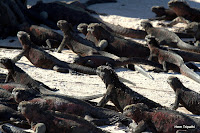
left=194, top=40, right=200, bottom=47
left=57, top=37, right=68, bottom=53
left=5, top=72, right=13, bottom=83
left=135, top=120, right=148, bottom=133
left=170, top=91, right=180, bottom=110
left=12, top=50, right=26, bottom=63
left=97, top=84, right=114, bottom=107
left=46, top=39, right=61, bottom=49
left=162, top=61, right=167, bottom=72
left=148, top=51, right=153, bottom=61
left=33, top=123, right=46, bottom=133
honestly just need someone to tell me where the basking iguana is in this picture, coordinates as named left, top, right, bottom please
left=18, top=101, right=107, bottom=133
left=146, top=35, right=200, bottom=84
left=56, top=20, right=105, bottom=54
left=123, top=103, right=200, bottom=133
left=16, top=94, right=133, bottom=127
left=150, top=6, right=177, bottom=21
left=86, top=23, right=150, bottom=58
left=96, top=65, right=163, bottom=112
left=168, top=0, right=200, bottom=22
left=167, top=76, right=200, bottom=115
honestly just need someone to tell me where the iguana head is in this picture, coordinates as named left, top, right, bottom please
left=87, top=23, right=109, bottom=40
left=0, top=58, right=14, bottom=70
left=57, top=20, right=73, bottom=33
left=141, top=21, right=153, bottom=31
left=145, top=35, right=160, bottom=48
left=184, top=22, right=199, bottom=34
left=18, top=101, right=41, bottom=117
left=96, top=65, right=119, bottom=85
left=167, top=76, right=184, bottom=91
left=151, top=6, right=166, bottom=16
left=77, top=23, right=88, bottom=35
left=12, top=88, right=37, bottom=103
left=73, top=56, right=95, bottom=68
left=123, top=103, right=149, bottom=123
left=17, top=31, right=32, bottom=50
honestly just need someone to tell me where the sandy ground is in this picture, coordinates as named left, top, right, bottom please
left=1, top=0, right=200, bottom=132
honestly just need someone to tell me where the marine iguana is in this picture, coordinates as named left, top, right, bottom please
left=18, top=101, right=106, bottom=133
left=86, top=23, right=150, bottom=58
left=96, top=65, right=163, bottom=112
left=123, top=103, right=200, bottom=133
left=16, top=31, right=97, bottom=75
left=16, top=95, right=132, bottom=126
left=17, top=95, right=133, bottom=127
left=168, top=0, right=200, bottom=22
left=150, top=6, right=177, bottom=21
left=20, top=24, right=63, bottom=48
left=0, top=58, right=58, bottom=94
left=141, top=21, right=200, bottom=53
left=56, top=20, right=106, bottom=54
left=146, top=35, right=200, bottom=84
left=167, top=76, right=200, bottom=115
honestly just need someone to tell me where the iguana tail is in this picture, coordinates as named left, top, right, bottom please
left=54, top=63, right=97, bottom=75
left=178, top=41, right=200, bottom=54
left=68, top=64, right=97, bottom=75
left=0, top=123, right=31, bottom=133
left=116, top=57, right=163, bottom=70
left=180, top=64, right=200, bottom=84
left=74, top=93, right=104, bottom=101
